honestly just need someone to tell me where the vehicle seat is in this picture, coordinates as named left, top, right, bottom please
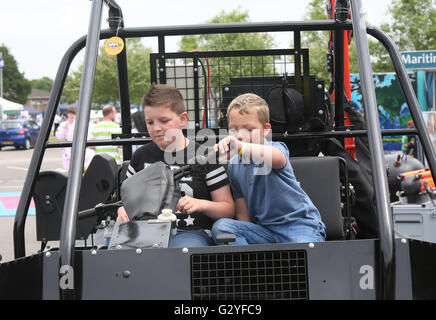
left=33, top=153, right=118, bottom=241
left=290, top=156, right=345, bottom=240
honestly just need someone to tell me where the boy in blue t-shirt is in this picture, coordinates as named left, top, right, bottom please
left=212, top=93, right=326, bottom=245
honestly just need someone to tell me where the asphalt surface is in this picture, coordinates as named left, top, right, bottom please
left=0, top=146, right=65, bottom=263
left=0, top=146, right=67, bottom=192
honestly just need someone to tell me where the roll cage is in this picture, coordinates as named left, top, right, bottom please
left=10, top=0, right=436, bottom=300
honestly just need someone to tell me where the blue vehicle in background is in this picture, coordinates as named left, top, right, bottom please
left=0, top=120, right=40, bottom=150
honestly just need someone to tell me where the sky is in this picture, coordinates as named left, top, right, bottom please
left=0, top=0, right=393, bottom=81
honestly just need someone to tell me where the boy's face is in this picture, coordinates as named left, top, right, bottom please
left=144, top=105, right=188, bottom=150
left=228, top=109, right=271, bottom=144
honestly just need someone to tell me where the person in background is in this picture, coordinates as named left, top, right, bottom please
left=131, top=110, right=147, bottom=154
left=401, top=120, right=416, bottom=157
left=53, top=113, right=61, bottom=135
left=55, top=107, right=94, bottom=170
left=90, top=105, right=123, bottom=165
left=36, top=114, right=43, bottom=126
left=114, top=109, right=121, bottom=125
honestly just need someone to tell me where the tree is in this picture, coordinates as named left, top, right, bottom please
left=62, top=38, right=152, bottom=106
left=0, top=44, right=31, bottom=104
left=388, top=0, right=436, bottom=51
left=301, top=0, right=436, bottom=80
left=178, top=7, right=276, bottom=88
left=30, top=77, right=54, bottom=92
left=349, top=0, right=435, bottom=73
left=358, top=0, right=436, bottom=73
left=179, top=7, right=275, bottom=52
left=366, top=24, right=394, bottom=73
left=301, top=0, right=330, bottom=85
left=300, top=0, right=391, bottom=86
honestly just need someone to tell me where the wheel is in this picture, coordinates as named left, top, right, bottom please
left=24, top=138, right=31, bottom=150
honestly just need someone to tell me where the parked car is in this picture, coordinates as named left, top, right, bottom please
left=0, top=120, right=40, bottom=150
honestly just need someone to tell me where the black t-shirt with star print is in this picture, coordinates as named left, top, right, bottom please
left=125, top=141, right=229, bottom=230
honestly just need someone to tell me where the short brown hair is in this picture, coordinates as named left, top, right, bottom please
left=102, top=105, right=115, bottom=117
left=67, top=107, right=76, bottom=115
left=227, top=93, right=269, bottom=125
left=141, top=84, right=185, bottom=114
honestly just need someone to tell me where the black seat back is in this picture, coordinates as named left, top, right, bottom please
left=33, top=153, right=118, bottom=241
left=119, top=160, right=130, bottom=183
left=290, top=156, right=345, bottom=240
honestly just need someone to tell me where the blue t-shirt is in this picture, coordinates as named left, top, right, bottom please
left=227, top=141, right=324, bottom=227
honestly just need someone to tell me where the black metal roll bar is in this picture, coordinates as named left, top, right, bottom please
left=104, top=0, right=122, bottom=15
left=107, top=2, right=133, bottom=161
left=12, top=18, right=353, bottom=260
left=350, top=0, right=395, bottom=300
left=58, top=0, right=104, bottom=300
left=367, top=26, right=436, bottom=181
left=12, top=40, right=87, bottom=260
left=43, top=127, right=418, bottom=149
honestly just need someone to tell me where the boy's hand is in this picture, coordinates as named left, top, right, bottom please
left=176, top=196, right=206, bottom=214
left=214, top=135, right=242, bottom=161
left=116, top=206, right=130, bottom=222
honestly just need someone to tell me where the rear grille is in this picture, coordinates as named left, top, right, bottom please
left=191, top=250, right=308, bottom=300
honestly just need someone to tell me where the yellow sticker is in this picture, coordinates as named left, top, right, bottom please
left=104, top=36, right=124, bottom=55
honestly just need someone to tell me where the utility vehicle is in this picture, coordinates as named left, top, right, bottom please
left=1, top=0, right=435, bottom=300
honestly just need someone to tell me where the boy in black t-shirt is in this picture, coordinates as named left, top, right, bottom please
left=117, top=84, right=234, bottom=247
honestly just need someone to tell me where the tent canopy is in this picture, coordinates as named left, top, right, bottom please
left=0, top=97, right=24, bottom=112
left=23, top=106, right=43, bottom=115
left=58, top=103, right=71, bottom=113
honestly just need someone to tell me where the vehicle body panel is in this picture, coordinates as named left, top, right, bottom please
left=0, top=120, right=40, bottom=149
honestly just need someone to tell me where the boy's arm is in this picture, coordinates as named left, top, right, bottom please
left=242, top=142, right=287, bottom=169
left=215, top=136, right=286, bottom=169
left=234, top=198, right=251, bottom=222
left=176, top=185, right=235, bottom=219
left=88, top=126, right=96, bottom=149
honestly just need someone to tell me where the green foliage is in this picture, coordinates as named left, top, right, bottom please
left=354, top=0, right=435, bottom=72
left=62, top=65, right=82, bottom=104
left=62, top=38, right=152, bottom=106
left=178, top=7, right=276, bottom=89
left=302, top=0, right=436, bottom=81
left=388, top=0, right=436, bottom=51
left=30, top=76, right=54, bottom=92
left=301, top=0, right=330, bottom=85
left=179, top=7, right=275, bottom=52
left=0, top=44, right=31, bottom=104
left=367, top=25, right=395, bottom=73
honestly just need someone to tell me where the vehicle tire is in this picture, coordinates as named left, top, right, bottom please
left=24, top=138, right=31, bottom=150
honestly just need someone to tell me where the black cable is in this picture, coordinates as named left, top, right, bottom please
left=197, top=58, right=209, bottom=122
left=325, top=90, right=335, bottom=128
